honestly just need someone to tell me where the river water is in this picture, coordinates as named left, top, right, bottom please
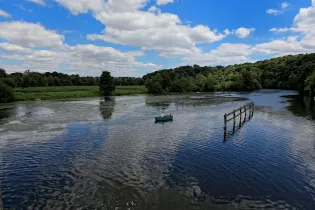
left=0, top=90, right=314, bottom=209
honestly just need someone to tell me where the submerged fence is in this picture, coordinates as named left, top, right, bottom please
left=224, top=102, right=254, bottom=141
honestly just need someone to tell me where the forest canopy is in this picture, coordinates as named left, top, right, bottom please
left=0, top=69, right=143, bottom=88
left=143, top=53, right=315, bottom=95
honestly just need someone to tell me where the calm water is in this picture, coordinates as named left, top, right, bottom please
left=0, top=90, right=314, bottom=209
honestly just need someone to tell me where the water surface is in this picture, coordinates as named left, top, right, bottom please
left=0, top=90, right=314, bottom=209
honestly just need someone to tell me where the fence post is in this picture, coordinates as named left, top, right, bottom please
left=252, top=102, right=254, bottom=117
left=233, top=110, right=236, bottom=132
left=239, top=107, right=242, bottom=127
left=224, top=113, right=227, bottom=139
left=244, top=105, right=247, bottom=122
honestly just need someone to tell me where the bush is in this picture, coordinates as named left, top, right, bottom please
left=0, top=81, right=15, bottom=103
left=0, top=78, right=17, bottom=88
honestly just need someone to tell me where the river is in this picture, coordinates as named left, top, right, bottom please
left=0, top=90, right=314, bottom=209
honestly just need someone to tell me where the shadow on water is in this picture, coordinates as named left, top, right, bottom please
left=285, top=95, right=315, bottom=120
left=0, top=107, right=16, bottom=122
left=99, top=97, right=116, bottom=120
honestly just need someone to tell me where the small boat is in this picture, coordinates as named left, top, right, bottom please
left=155, top=115, right=173, bottom=122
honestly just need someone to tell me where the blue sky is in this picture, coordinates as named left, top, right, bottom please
left=0, top=0, right=314, bottom=77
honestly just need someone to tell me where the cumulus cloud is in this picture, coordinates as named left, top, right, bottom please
left=157, top=0, right=174, bottom=6
left=267, top=2, right=290, bottom=15
left=27, top=0, right=46, bottom=6
left=0, top=41, right=162, bottom=76
left=251, top=36, right=311, bottom=56
left=148, top=6, right=161, bottom=14
left=3, top=0, right=315, bottom=76
left=0, top=20, right=162, bottom=76
left=55, top=0, right=226, bottom=58
left=0, top=21, right=64, bottom=48
left=182, top=43, right=253, bottom=66
left=281, top=2, right=289, bottom=9
left=182, top=0, right=315, bottom=67
left=68, top=44, right=162, bottom=76
left=235, top=27, right=255, bottom=38
left=269, top=27, right=291, bottom=33
left=0, top=9, right=11, bottom=18
left=267, top=9, right=282, bottom=15
left=0, top=42, right=32, bottom=54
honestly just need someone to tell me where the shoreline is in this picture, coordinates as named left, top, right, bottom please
left=1, top=87, right=299, bottom=104
left=12, top=86, right=147, bottom=102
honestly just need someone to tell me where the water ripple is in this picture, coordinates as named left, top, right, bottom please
left=0, top=91, right=315, bottom=209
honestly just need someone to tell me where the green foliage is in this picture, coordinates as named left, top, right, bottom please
left=0, top=68, right=7, bottom=78
left=0, top=78, right=17, bottom=88
left=0, top=68, right=143, bottom=90
left=145, top=74, right=164, bottom=94
left=143, top=53, right=315, bottom=94
left=114, top=77, right=144, bottom=86
left=99, top=71, right=115, bottom=96
left=305, top=72, right=315, bottom=96
left=195, top=74, right=207, bottom=91
left=0, top=81, right=15, bottom=103
left=14, top=86, right=146, bottom=101
left=206, top=74, right=217, bottom=91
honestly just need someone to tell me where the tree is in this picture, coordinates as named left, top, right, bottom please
left=47, top=76, right=55, bottom=86
left=205, top=75, right=217, bottom=91
left=195, top=74, right=207, bottom=91
left=0, top=81, right=15, bottom=103
left=305, top=72, right=315, bottom=97
left=99, top=71, right=115, bottom=96
left=0, top=68, right=7, bottom=78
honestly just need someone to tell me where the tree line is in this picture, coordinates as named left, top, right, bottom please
left=0, top=69, right=144, bottom=88
left=143, top=53, right=315, bottom=97
left=0, top=68, right=143, bottom=103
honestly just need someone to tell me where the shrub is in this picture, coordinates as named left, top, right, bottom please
left=0, top=81, right=15, bottom=103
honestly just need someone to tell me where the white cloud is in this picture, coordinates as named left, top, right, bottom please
left=267, top=2, right=290, bottom=16
left=267, top=9, right=282, bottom=15
left=269, top=27, right=291, bottom=33
left=67, top=44, right=162, bottom=76
left=182, top=43, right=252, bottom=66
left=0, top=19, right=162, bottom=77
left=0, top=9, right=11, bottom=18
left=55, top=0, right=226, bottom=58
left=54, top=0, right=105, bottom=15
left=157, top=0, right=174, bottom=6
left=0, top=42, right=32, bottom=54
left=224, top=29, right=232, bottom=35
left=0, top=42, right=162, bottom=76
left=27, top=0, right=46, bottom=6
left=148, top=6, right=161, bottom=14
left=281, top=2, right=289, bottom=9
left=183, top=0, right=315, bottom=68
left=252, top=36, right=311, bottom=56
left=0, top=21, right=64, bottom=48
left=235, top=27, right=255, bottom=38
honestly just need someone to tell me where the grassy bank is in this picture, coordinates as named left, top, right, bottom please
left=14, top=86, right=147, bottom=101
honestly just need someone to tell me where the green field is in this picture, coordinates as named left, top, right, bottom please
left=14, top=86, right=147, bottom=101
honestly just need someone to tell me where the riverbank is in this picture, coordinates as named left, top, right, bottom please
left=14, top=86, right=147, bottom=101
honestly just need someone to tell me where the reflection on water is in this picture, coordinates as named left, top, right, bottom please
left=0, top=90, right=315, bottom=209
left=286, top=95, right=315, bottom=120
left=99, top=97, right=116, bottom=120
